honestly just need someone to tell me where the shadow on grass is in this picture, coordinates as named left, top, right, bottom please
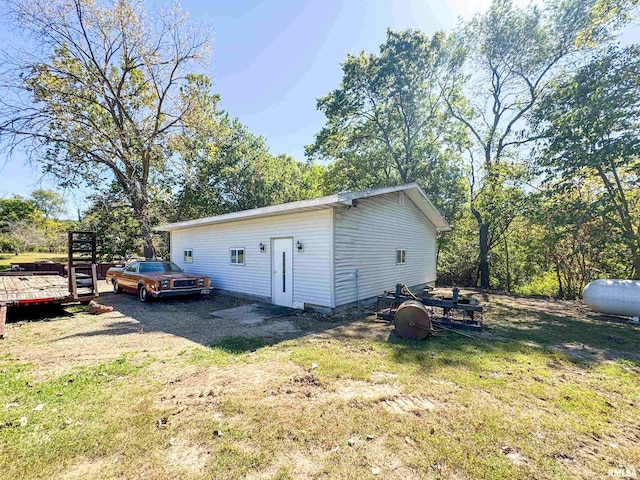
left=37, top=287, right=640, bottom=370
left=385, top=296, right=640, bottom=370
left=385, top=331, right=540, bottom=374
left=7, top=304, right=73, bottom=322
left=488, top=301, right=640, bottom=361
left=210, top=337, right=270, bottom=354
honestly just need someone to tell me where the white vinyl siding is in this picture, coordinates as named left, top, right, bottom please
left=333, top=193, right=438, bottom=307
left=170, top=208, right=333, bottom=308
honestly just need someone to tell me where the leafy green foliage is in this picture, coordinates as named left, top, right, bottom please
left=534, top=45, right=640, bottom=279
left=308, top=29, right=467, bottom=222
left=513, top=271, right=559, bottom=297
left=77, top=189, right=142, bottom=261
left=437, top=210, right=479, bottom=286
left=30, top=189, right=64, bottom=221
left=445, top=0, right=613, bottom=288
left=172, top=80, right=328, bottom=221
left=0, top=191, right=70, bottom=253
left=0, top=197, right=38, bottom=227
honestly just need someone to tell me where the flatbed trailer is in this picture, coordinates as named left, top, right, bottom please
left=0, top=273, right=73, bottom=306
left=0, top=230, right=105, bottom=339
left=0, top=271, right=97, bottom=339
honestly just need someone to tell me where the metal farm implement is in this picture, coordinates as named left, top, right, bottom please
left=375, top=284, right=483, bottom=340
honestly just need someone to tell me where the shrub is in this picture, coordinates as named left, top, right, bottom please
left=514, top=271, right=559, bottom=297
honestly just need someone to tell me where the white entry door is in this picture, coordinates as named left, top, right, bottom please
left=272, top=238, right=293, bottom=307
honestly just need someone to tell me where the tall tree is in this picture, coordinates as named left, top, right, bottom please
left=169, top=73, right=328, bottom=220
left=534, top=46, right=640, bottom=278
left=308, top=29, right=467, bottom=222
left=174, top=116, right=328, bottom=220
left=78, top=187, right=143, bottom=261
left=30, top=189, right=65, bottom=221
left=528, top=182, right=626, bottom=298
left=447, top=0, right=624, bottom=288
left=0, top=196, right=37, bottom=229
left=0, top=0, right=210, bottom=257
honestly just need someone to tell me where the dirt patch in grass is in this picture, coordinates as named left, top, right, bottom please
left=502, top=446, right=531, bottom=466
left=370, top=370, right=398, bottom=383
left=62, top=459, right=108, bottom=480
left=380, top=395, right=437, bottom=414
left=272, top=372, right=325, bottom=399
left=164, top=436, right=211, bottom=475
left=154, top=360, right=306, bottom=414
left=332, top=379, right=400, bottom=401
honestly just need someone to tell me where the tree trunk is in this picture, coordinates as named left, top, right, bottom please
left=139, top=221, right=155, bottom=259
left=471, top=206, right=490, bottom=289
left=555, top=259, right=564, bottom=298
left=130, top=194, right=155, bottom=259
left=478, top=223, right=490, bottom=288
left=503, top=233, right=511, bottom=292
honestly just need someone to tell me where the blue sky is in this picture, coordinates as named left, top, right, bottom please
left=196, top=0, right=478, bottom=160
left=0, top=0, right=555, bottom=216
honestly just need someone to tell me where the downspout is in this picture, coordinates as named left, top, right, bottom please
left=355, top=269, right=359, bottom=308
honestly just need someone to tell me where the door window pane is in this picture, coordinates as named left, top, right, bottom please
left=282, top=252, right=286, bottom=292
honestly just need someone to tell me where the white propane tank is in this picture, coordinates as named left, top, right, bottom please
left=582, top=279, right=640, bottom=322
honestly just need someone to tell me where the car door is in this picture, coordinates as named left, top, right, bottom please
left=120, top=262, right=139, bottom=292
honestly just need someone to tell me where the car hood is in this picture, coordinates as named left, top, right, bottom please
left=143, top=272, right=202, bottom=280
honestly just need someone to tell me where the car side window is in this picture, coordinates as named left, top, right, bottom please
left=125, top=263, right=138, bottom=273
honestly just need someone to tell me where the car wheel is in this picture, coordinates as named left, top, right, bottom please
left=112, top=279, right=122, bottom=294
left=139, top=285, right=150, bottom=303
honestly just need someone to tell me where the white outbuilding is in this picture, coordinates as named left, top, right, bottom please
left=156, top=183, right=450, bottom=312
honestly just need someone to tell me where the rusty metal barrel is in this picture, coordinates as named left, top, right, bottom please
left=393, top=300, right=433, bottom=340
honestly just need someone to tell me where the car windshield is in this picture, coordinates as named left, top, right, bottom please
left=138, top=262, right=183, bottom=273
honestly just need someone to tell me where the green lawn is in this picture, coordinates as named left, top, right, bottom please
left=0, top=293, right=638, bottom=479
left=0, top=252, right=67, bottom=271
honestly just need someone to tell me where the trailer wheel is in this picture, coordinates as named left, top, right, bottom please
left=138, top=285, right=151, bottom=303
left=112, top=279, right=122, bottom=294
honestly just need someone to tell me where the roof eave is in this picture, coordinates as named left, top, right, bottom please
left=155, top=183, right=451, bottom=233
left=155, top=198, right=345, bottom=232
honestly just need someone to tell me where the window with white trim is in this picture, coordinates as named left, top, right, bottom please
left=183, top=249, right=193, bottom=263
left=396, top=249, right=406, bottom=264
left=230, top=248, right=245, bottom=265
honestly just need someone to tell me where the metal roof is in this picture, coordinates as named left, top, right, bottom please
left=155, top=183, right=451, bottom=232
